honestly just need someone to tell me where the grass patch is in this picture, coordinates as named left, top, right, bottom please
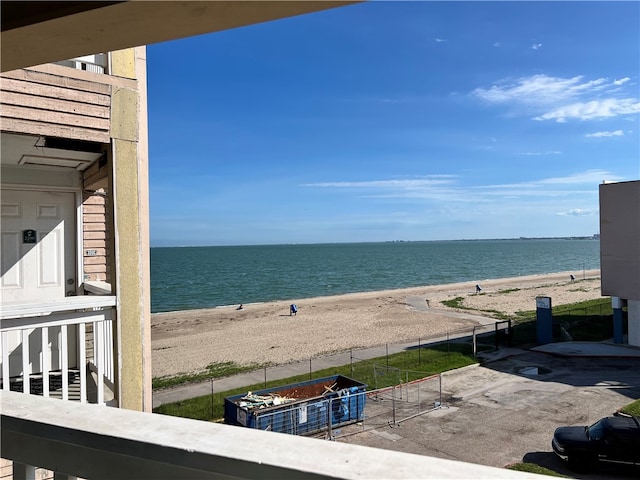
left=441, top=296, right=465, bottom=309
left=440, top=296, right=511, bottom=320
left=152, top=361, right=266, bottom=390
left=619, top=399, right=640, bottom=417
left=497, top=288, right=521, bottom=294
left=506, top=463, right=569, bottom=477
left=154, top=343, right=479, bottom=421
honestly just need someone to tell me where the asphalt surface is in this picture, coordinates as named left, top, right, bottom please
left=153, top=341, right=640, bottom=477
left=336, top=346, right=640, bottom=479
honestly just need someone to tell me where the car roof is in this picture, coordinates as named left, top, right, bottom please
left=602, top=416, right=640, bottom=431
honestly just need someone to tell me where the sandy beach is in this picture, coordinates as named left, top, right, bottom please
left=152, top=270, right=601, bottom=379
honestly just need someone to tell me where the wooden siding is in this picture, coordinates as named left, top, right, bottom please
left=82, top=191, right=112, bottom=284
left=0, top=68, right=111, bottom=143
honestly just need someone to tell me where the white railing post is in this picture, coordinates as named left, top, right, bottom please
left=61, top=325, right=69, bottom=401
left=106, top=319, right=114, bottom=384
left=21, top=330, right=29, bottom=394
left=42, top=326, right=49, bottom=397
left=79, top=323, right=86, bottom=403
left=95, top=320, right=104, bottom=405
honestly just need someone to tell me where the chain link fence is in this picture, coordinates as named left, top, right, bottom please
left=242, top=390, right=368, bottom=438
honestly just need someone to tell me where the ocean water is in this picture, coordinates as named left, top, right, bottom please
left=150, top=239, right=600, bottom=313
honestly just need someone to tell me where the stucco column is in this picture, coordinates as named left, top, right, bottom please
left=109, top=47, right=151, bottom=411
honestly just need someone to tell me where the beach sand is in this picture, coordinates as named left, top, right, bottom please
left=152, top=270, right=601, bottom=379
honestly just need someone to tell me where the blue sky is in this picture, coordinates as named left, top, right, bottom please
left=147, top=1, right=640, bottom=247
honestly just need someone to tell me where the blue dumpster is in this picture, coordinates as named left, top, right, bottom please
left=224, top=374, right=366, bottom=435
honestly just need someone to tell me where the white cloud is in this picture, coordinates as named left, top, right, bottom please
left=534, top=98, right=640, bottom=122
left=472, top=74, right=608, bottom=106
left=536, top=169, right=614, bottom=185
left=531, top=43, right=543, bottom=50
left=302, top=170, right=621, bottom=205
left=557, top=209, right=595, bottom=217
left=493, top=42, right=501, bottom=48
left=472, top=74, right=639, bottom=123
left=585, top=130, right=624, bottom=138
left=435, top=38, right=447, bottom=43
left=519, top=151, right=562, bottom=156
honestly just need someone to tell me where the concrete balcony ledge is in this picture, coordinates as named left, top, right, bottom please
left=1, top=391, right=545, bottom=479
left=0, top=296, right=117, bottom=321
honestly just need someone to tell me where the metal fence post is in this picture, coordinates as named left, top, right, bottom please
left=406, top=371, right=409, bottom=402
left=374, top=364, right=377, bottom=390
left=472, top=326, right=477, bottom=357
left=350, top=348, right=353, bottom=378
left=392, top=385, right=396, bottom=426
left=327, top=397, right=333, bottom=440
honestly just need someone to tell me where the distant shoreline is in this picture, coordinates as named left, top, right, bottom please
left=151, top=236, right=599, bottom=249
left=151, top=270, right=601, bottom=379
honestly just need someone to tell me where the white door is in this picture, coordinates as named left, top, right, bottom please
left=1, top=189, right=76, bottom=302
left=1, top=189, right=77, bottom=376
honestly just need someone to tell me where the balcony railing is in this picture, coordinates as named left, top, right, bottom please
left=0, top=391, right=541, bottom=480
left=0, top=296, right=116, bottom=405
left=54, top=53, right=108, bottom=74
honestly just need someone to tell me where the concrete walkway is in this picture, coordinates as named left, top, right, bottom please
left=533, top=341, right=640, bottom=358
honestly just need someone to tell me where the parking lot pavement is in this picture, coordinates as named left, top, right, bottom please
left=336, top=351, right=640, bottom=479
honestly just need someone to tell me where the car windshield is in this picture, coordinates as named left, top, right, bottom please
left=586, top=420, right=606, bottom=441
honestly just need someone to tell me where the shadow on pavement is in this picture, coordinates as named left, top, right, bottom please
left=522, top=451, right=640, bottom=479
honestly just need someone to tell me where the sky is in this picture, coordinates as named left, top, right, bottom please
left=147, top=1, right=640, bottom=247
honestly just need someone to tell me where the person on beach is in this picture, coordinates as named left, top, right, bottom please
left=475, top=284, right=482, bottom=294
left=290, top=304, right=298, bottom=316
left=237, top=304, right=243, bottom=310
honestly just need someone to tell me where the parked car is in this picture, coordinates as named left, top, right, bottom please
left=552, top=415, right=640, bottom=472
